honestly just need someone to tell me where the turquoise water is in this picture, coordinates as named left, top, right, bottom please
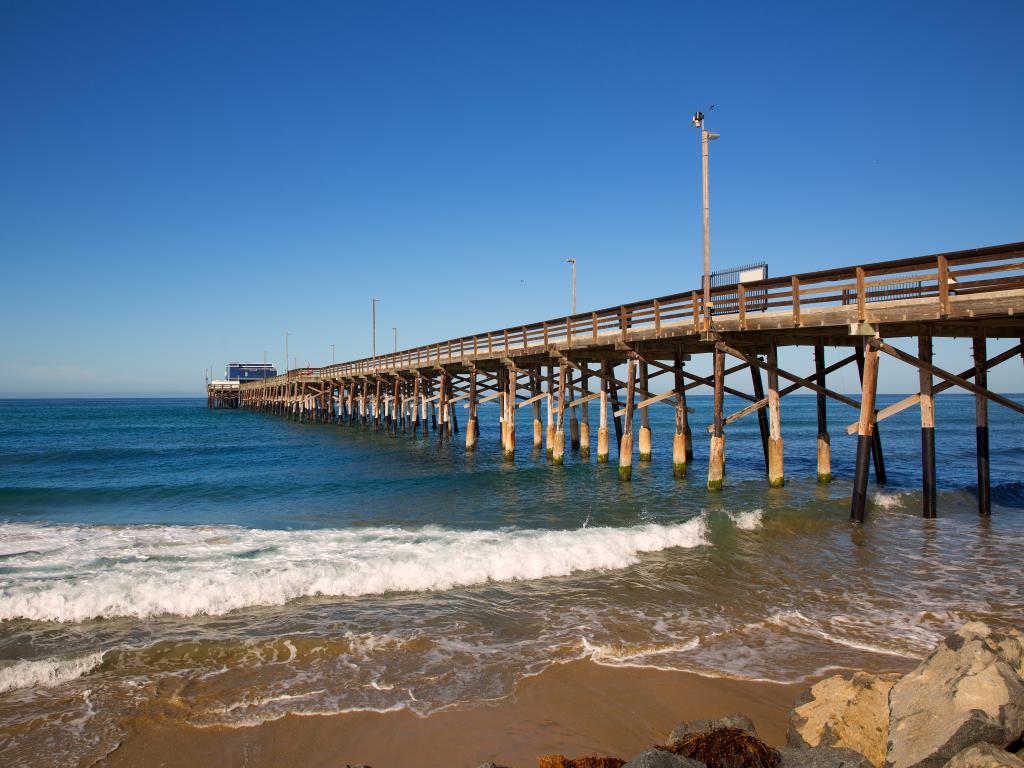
left=0, top=395, right=1022, bottom=765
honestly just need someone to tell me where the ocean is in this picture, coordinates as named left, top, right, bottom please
left=1, top=395, right=1022, bottom=766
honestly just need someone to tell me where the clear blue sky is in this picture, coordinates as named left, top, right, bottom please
left=1, top=1, right=1022, bottom=396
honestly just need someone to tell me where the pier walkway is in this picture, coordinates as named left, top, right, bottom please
left=212, top=242, right=1024, bottom=522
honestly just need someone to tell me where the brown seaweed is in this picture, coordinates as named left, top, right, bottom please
left=658, top=726, right=781, bottom=768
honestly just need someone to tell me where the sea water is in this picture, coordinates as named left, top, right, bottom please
left=1, top=395, right=1022, bottom=765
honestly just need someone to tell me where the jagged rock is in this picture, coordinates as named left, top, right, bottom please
left=788, top=671, right=901, bottom=767
left=887, top=622, right=1024, bottom=768
left=941, top=743, right=1024, bottom=768
left=624, top=750, right=706, bottom=768
left=777, top=745, right=873, bottom=768
left=668, top=713, right=758, bottom=742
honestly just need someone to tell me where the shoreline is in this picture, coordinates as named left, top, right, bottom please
left=99, top=659, right=814, bottom=768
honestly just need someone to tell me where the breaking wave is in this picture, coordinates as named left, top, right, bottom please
left=0, top=518, right=708, bottom=622
left=0, top=652, right=105, bottom=694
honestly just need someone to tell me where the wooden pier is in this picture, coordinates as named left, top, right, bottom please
left=212, top=242, right=1024, bottom=522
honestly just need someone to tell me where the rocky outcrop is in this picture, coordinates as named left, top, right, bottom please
left=623, top=750, right=706, bottom=768
left=940, top=743, right=1024, bottom=768
left=887, top=622, right=1024, bottom=768
left=668, top=714, right=758, bottom=743
left=776, top=746, right=873, bottom=768
left=788, top=671, right=900, bottom=767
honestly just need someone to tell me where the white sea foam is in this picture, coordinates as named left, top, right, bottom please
left=0, top=651, right=105, bottom=694
left=729, top=509, right=764, bottom=530
left=0, top=518, right=708, bottom=622
left=871, top=492, right=905, bottom=510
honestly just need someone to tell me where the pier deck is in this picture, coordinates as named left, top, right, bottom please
left=214, top=242, right=1024, bottom=521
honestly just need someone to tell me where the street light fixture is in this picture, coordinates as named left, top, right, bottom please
left=566, top=258, right=577, bottom=315
left=392, top=327, right=397, bottom=354
left=692, top=110, right=720, bottom=330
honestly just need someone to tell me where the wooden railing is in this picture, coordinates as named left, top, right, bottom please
left=257, top=242, right=1023, bottom=385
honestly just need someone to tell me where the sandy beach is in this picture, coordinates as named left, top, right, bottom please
left=99, top=659, right=809, bottom=768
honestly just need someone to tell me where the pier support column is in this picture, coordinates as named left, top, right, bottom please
left=672, top=350, right=687, bottom=478
left=851, top=341, right=880, bottom=523
left=749, top=363, right=770, bottom=474
left=503, top=366, right=516, bottom=460
left=597, top=387, right=609, bottom=462
left=767, top=345, right=784, bottom=487
left=919, top=334, right=936, bottom=517
left=707, top=347, right=725, bottom=491
left=974, top=336, right=991, bottom=516
left=856, top=346, right=887, bottom=484
left=579, top=365, right=590, bottom=459
left=545, top=366, right=555, bottom=458
left=569, top=383, right=580, bottom=454
left=815, top=342, right=831, bottom=483
left=466, top=369, right=478, bottom=451
left=638, top=361, right=652, bottom=461
left=531, top=368, right=543, bottom=449
left=604, top=360, right=624, bottom=446
left=553, top=365, right=566, bottom=465
left=619, top=357, right=636, bottom=480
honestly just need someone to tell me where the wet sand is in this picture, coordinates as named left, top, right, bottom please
left=100, top=659, right=808, bottom=768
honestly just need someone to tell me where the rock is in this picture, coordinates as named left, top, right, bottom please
left=777, top=746, right=873, bottom=768
left=941, top=743, right=1024, bottom=768
left=668, top=713, right=758, bottom=742
left=788, top=671, right=901, bottom=768
left=887, top=622, right=1024, bottom=768
left=623, top=750, right=706, bottom=768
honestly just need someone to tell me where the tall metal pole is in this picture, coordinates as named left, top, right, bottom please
left=693, top=111, right=719, bottom=329
left=372, top=297, right=379, bottom=361
left=566, top=258, right=576, bottom=315
left=702, top=124, right=710, bottom=326
left=285, top=332, right=290, bottom=374
left=392, top=327, right=397, bottom=354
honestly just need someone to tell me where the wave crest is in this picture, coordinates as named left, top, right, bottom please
left=0, top=518, right=708, bottom=622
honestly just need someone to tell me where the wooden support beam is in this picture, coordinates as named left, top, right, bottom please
left=843, top=343, right=1023, bottom=434
left=856, top=345, right=887, bottom=484
left=815, top=341, right=831, bottom=484
left=708, top=347, right=725, bottom=491
left=553, top=364, right=566, bottom=464
left=613, top=390, right=677, bottom=417
left=974, top=336, right=991, bottom=516
left=767, top=345, right=784, bottom=487
left=619, top=357, right=636, bottom=480
left=638, top=361, right=651, bottom=461
left=851, top=341, right=880, bottom=523
left=869, top=338, right=1024, bottom=420
left=672, top=348, right=689, bottom=477
left=579, top=364, right=591, bottom=458
left=919, top=334, right=936, bottom=518
left=719, top=343, right=860, bottom=410
left=750, top=362, right=770, bottom=474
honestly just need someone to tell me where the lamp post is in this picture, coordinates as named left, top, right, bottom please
left=392, top=327, right=397, bottom=354
left=285, top=332, right=290, bottom=374
left=566, top=258, right=576, bottom=315
left=372, top=297, right=379, bottom=361
left=692, top=111, right=720, bottom=329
